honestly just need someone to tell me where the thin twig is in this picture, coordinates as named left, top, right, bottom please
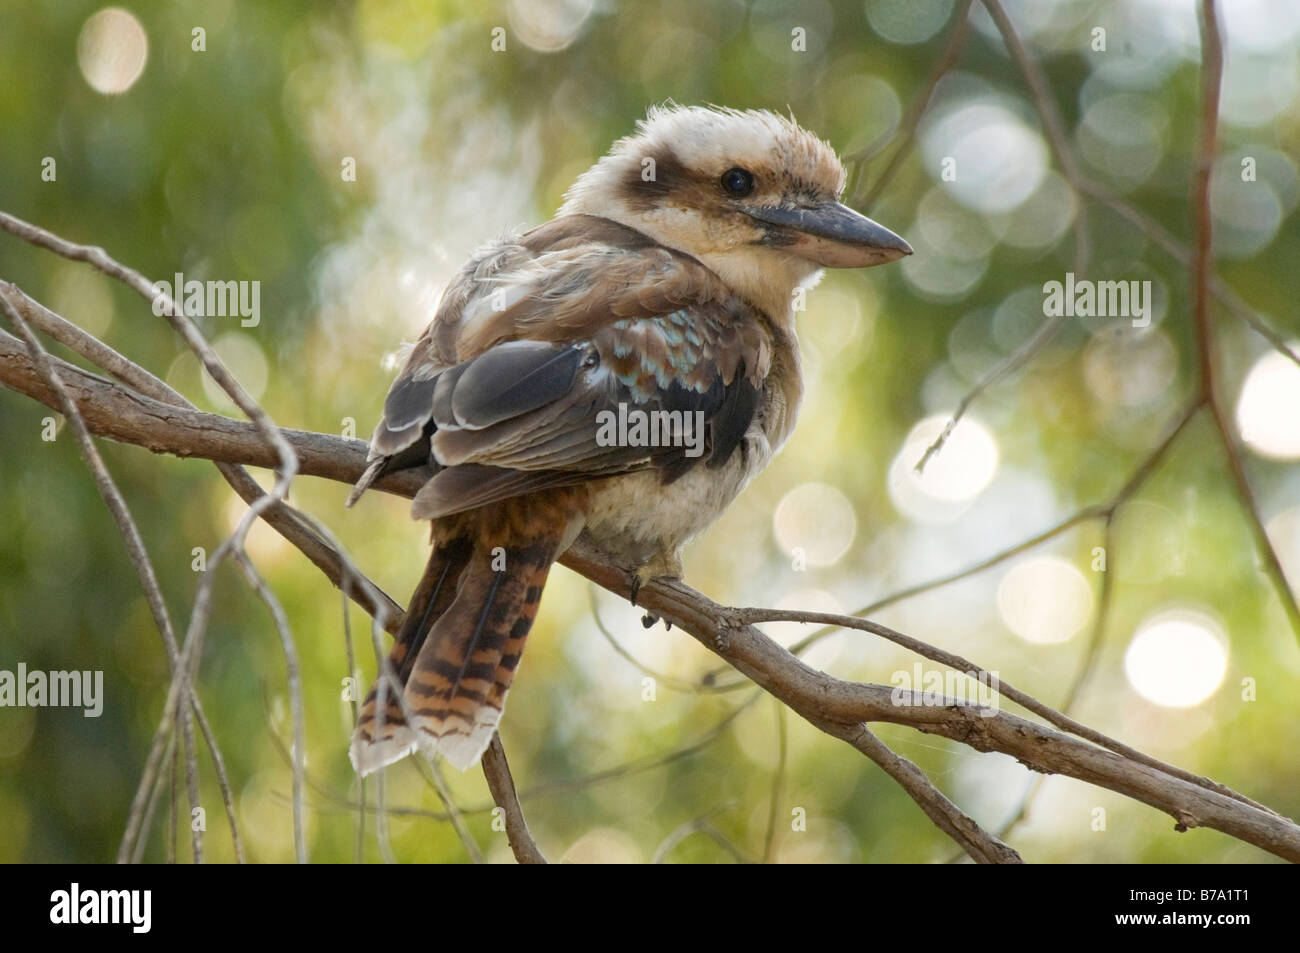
left=1187, top=0, right=1300, bottom=641
left=1076, top=181, right=1300, bottom=372
left=651, top=803, right=750, bottom=864
left=828, top=722, right=1021, bottom=863
left=237, top=552, right=307, bottom=863
left=414, top=758, right=486, bottom=864
left=917, top=0, right=1092, bottom=469
left=168, top=741, right=178, bottom=865
left=589, top=584, right=716, bottom=693
left=0, top=211, right=305, bottom=863
left=132, top=731, right=176, bottom=864
left=0, top=283, right=403, bottom=632
left=854, top=0, right=974, bottom=210
left=374, top=771, right=397, bottom=864
left=181, top=705, right=202, bottom=863
left=482, top=735, right=547, bottom=864
left=914, top=314, right=1067, bottom=474
left=732, top=600, right=1275, bottom=818
left=2, top=282, right=249, bottom=860
left=286, top=692, right=761, bottom=824
left=762, top=701, right=787, bottom=865
left=341, top=590, right=367, bottom=864
left=0, top=292, right=202, bottom=864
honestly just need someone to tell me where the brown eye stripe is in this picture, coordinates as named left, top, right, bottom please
left=621, top=145, right=694, bottom=211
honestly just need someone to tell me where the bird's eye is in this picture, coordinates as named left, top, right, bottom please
left=720, top=167, right=755, bottom=197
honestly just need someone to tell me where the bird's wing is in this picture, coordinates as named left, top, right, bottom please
left=349, top=215, right=772, bottom=517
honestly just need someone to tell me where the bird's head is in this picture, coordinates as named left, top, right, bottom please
left=560, top=104, right=911, bottom=318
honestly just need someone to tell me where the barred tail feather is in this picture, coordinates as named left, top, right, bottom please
left=350, top=531, right=561, bottom=774
left=405, top=537, right=559, bottom=770
left=349, top=535, right=472, bottom=775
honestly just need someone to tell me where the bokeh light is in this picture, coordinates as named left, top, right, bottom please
left=561, top=828, right=643, bottom=863
left=922, top=97, right=1048, bottom=213
left=915, top=187, right=997, bottom=263
left=508, top=0, right=594, bottom=53
left=866, top=0, right=956, bottom=45
left=773, top=482, right=858, bottom=568
left=899, top=227, right=988, bottom=301
left=888, top=414, right=999, bottom=524
left=996, top=555, right=1094, bottom=644
left=991, top=170, right=1077, bottom=251
left=1078, top=0, right=1198, bottom=90
left=1124, top=610, right=1229, bottom=708
left=1082, top=325, right=1177, bottom=410
left=1223, top=0, right=1300, bottom=54
left=1236, top=346, right=1300, bottom=460
left=1212, top=156, right=1285, bottom=259
left=1077, top=93, right=1168, bottom=190
left=1266, top=505, right=1300, bottom=599
left=750, top=0, right=834, bottom=61
left=1220, top=50, right=1300, bottom=127
left=76, top=7, right=148, bottom=95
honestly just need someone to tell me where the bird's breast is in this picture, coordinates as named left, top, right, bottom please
left=579, top=375, right=796, bottom=568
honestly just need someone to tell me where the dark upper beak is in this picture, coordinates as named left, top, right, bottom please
left=743, top=202, right=912, bottom=268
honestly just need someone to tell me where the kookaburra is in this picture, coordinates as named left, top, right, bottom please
left=347, top=105, right=910, bottom=773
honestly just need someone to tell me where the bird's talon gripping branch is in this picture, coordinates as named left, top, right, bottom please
left=628, top=551, right=681, bottom=607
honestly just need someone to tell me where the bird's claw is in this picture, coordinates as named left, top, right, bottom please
left=627, top=552, right=683, bottom=608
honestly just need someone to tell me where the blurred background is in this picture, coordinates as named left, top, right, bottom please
left=1, top=0, right=1298, bottom=863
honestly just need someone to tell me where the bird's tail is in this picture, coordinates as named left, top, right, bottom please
left=349, top=521, right=565, bottom=774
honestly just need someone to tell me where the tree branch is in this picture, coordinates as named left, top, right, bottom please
left=482, top=735, right=547, bottom=864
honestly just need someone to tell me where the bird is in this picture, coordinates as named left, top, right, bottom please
left=346, top=104, right=911, bottom=774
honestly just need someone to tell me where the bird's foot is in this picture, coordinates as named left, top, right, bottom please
left=627, top=551, right=683, bottom=607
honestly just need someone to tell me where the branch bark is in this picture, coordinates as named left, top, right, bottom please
left=482, top=735, right=547, bottom=864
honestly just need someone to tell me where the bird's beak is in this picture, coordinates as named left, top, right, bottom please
left=743, top=202, right=912, bottom=268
